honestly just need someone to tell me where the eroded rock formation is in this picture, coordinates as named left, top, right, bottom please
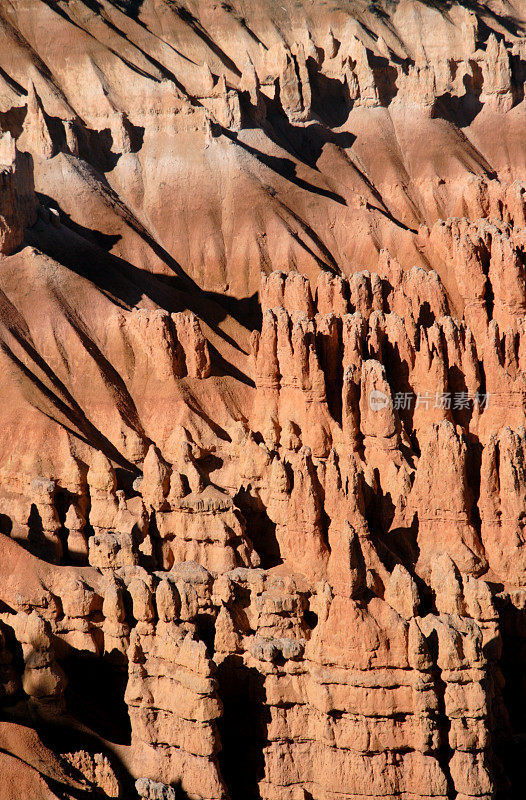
left=1, top=1, right=526, bottom=798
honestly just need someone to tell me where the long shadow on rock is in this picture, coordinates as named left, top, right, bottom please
left=432, top=69, right=484, bottom=128
left=26, top=213, right=255, bottom=375
left=263, top=115, right=357, bottom=176
left=32, top=198, right=253, bottom=344
left=417, top=1, right=522, bottom=38
left=204, top=291, right=262, bottom=334
left=218, top=126, right=347, bottom=206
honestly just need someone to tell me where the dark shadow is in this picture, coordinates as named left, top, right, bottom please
left=417, top=0, right=523, bottom=39
left=309, top=68, right=353, bottom=128
left=448, top=364, right=473, bottom=429
left=263, top=113, right=357, bottom=173
left=303, top=608, right=318, bottom=631
left=317, top=317, right=344, bottom=425
left=125, top=116, right=145, bottom=152
left=0, top=331, right=140, bottom=473
left=369, top=51, right=399, bottom=106
left=0, top=65, right=27, bottom=97
left=426, top=628, right=456, bottom=798
left=417, top=300, right=435, bottom=329
left=61, top=653, right=131, bottom=745
left=237, top=15, right=268, bottom=50
left=204, top=290, right=262, bottom=332
left=484, top=271, right=495, bottom=321
left=31, top=195, right=256, bottom=368
left=83, top=128, right=120, bottom=173
left=22, top=504, right=61, bottom=564
left=43, top=211, right=122, bottom=253
left=367, top=201, right=419, bottom=233
left=174, top=7, right=241, bottom=77
left=234, top=487, right=282, bottom=569
left=432, top=65, right=483, bottom=127
left=43, top=0, right=198, bottom=103
left=217, top=125, right=347, bottom=205
left=0, top=105, right=26, bottom=140
left=27, top=504, right=57, bottom=564
left=58, top=298, right=149, bottom=439
left=53, top=488, right=71, bottom=563
left=195, top=613, right=216, bottom=658
left=115, top=467, right=140, bottom=497
left=216, top=656, right=269, bottom=800
left=198, top=453, right=224, bottom=484
left=493, top=596, right=526, bottom=798
left=465, top=431, right=483, bottom=543
left=510, top=52, right=526, bottom=107
left=379, top=331, right=416, bottom=435
left=386, top=512, right=420, bottom=574
left=0, top=513, right=13, bottom=536
left=17, top=712, right=141, bottom=799
left=110, top=0, right=144, bottom=20
left=81, top=117, right=145, bottom=172
left=275, top=200, right=342, bottom=273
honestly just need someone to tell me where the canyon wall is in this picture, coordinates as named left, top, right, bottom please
left=0, top=1, right=526, bottom=798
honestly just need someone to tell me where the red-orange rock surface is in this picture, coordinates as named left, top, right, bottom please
left=0, top=1, right=526, bottom=798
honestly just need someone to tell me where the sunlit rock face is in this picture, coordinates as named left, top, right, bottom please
left=0, top=1, right=526, bottom=798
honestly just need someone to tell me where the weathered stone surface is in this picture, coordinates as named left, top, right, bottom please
left=0, top=2, right=526, bottom=799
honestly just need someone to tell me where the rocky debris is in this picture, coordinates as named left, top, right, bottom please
left=62, top=752, right=120, bottom=798
left=136, top=779, right=177, bottom=800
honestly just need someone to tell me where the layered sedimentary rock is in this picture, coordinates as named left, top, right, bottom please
left=1, top=1, right=526, bottom=799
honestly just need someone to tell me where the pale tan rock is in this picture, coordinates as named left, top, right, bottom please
left=409, top=422, right=487, bottom=577
left=125, top=310, right=185, bottom=381
left=431, top=554, right=465, bottom=615
left=20, top=81, right=54, bottom=159
left=156, top=579, right=181, bottom=622
left=172, top=313, right=211, bottom=379
left=142, top=445, right=171, bottom=511
left=384, top=565, right=419, bottom=620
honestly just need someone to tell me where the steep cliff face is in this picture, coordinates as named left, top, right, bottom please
left=0, top=1, right=526, bottom=798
